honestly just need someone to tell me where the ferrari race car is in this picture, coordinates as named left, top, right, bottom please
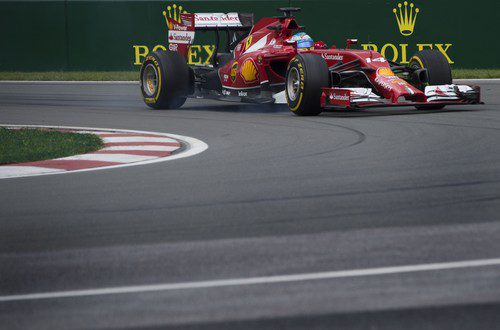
left=140, top=7, right=481, bottom=115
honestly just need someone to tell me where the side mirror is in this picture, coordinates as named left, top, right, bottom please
left=346, top=39, right=358, bottom=49
left=314, top=41, right=328, bottom=49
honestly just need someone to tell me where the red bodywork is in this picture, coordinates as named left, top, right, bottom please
left=169, top=11, right=481, bottom=108
left=218, top=16, right=423, bottom=103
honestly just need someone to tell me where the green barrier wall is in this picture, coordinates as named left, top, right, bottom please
left=0, top=0, right=498, bottom=70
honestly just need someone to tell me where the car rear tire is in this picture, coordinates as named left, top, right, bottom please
left=409, top=49, right=452, bottom=110
left=285, top=53, right=329, bottom=116
left=140, top=50, right=189, bottom=109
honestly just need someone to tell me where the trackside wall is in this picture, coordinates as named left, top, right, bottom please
left=0, top=0, right=498, bottom=70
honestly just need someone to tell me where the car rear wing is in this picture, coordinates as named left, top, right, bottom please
left=166, top=12, right=253, bottom=62
left=193, top=13, right=253, bottom=30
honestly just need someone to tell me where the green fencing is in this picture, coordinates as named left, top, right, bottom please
left=0, top=0, right=498, bottom=71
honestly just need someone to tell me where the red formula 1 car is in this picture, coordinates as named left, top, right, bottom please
left=140, top=8, right=481, bottom=115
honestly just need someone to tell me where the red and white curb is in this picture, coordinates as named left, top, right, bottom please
left=0, top=125, right=208, bottom=179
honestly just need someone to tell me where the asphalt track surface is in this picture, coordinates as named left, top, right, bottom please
left=1, top=81, right=500, bottom=329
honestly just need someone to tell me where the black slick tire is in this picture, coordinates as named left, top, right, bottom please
left=285, top=53, right=329, bottom=116
left=409, top=49, right=452, bottom=110
left=140, top=50, right=189, bottom=109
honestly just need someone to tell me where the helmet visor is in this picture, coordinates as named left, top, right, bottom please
left=297, top=40, right=314, bottom=49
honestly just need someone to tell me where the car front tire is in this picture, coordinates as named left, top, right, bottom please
left=285, top=53, right=329, bottom=116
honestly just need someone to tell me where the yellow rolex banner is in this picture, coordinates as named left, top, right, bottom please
left=0, top=0, right=498, bottom=71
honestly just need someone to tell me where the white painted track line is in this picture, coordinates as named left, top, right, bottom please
left=102, top=136, right=178, bottom=143
left=73, top=130, right=128, bottom=135
left=62, top=153, right=157, bottom=163
left=1, top=258, right=499, bottom=302
left=103, top=145, right=179, bottom=151
left=0, top=166, right=63, bottom=178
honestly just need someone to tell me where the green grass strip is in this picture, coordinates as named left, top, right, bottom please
left=0, top=69, right=499, bottom=81
left=0, top=128, right=103, bottom=165
left=452, top=69, right=500, bottom=79
left=0, top=71, right=140, bottom=81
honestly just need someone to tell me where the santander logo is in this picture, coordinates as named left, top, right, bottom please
left=322, top=53, right=343, bottom=61
left=332, top=93, right=349, bottom=101
left=195, top=14, right=219, bottom=22
left=220, top=15, right=239, bottom=22
left=195, top=14, right=238, bottom=22
left=193, top=13, right=242, bottom=27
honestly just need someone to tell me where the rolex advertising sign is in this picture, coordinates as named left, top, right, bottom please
left=132, top=4, right=216, bottom=66
left=0, top=0, right=497, bottom=71
left=393, top=2, right=420, bottom=37
left=360, top=2, right=452, bottom=64
left=295, top=0, right=468, bottom=67
left=132, top=1, right=455, bottom=67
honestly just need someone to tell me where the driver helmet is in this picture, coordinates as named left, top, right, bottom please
left=290, top=32, right=314, bottom=50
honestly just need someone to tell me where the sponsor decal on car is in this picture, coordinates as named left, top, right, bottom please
left=244, top=34, right=270, bottom=54
left=374, top=73, right=412, bottom=91
left=168, top=30, right=195, bottom=44
left=240, top=59, right=259, bottom=84
left=244, top=36, right=253, bottom=51
left=374, top=77, right=394, bottom=91
left=238, top=91, right=248, bottom=97
left=194, top=13, right=242, bottom=27
left=230, top=61, right=238, bottom=82
left=366, top=57, right=387, bottom=63
left=322, top=53, right=343, bottom=61
left=332, top=94, right=349, bottom=101
left=377, top=67, right=395, bottom=76
left=405, top=86, right=415, bottom=95
left=327, top=89, right=351, bottom=107
left=171, top=23, right=188, bottom=31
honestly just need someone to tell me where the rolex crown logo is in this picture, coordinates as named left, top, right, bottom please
left=393, top=1, right=420, bottom=36
left=162, top=4, right=187, bottom=30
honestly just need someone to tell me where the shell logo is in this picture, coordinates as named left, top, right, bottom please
left=377, top=67, right=395, bottom=76
left=240, top=59, right=259, bottom=83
